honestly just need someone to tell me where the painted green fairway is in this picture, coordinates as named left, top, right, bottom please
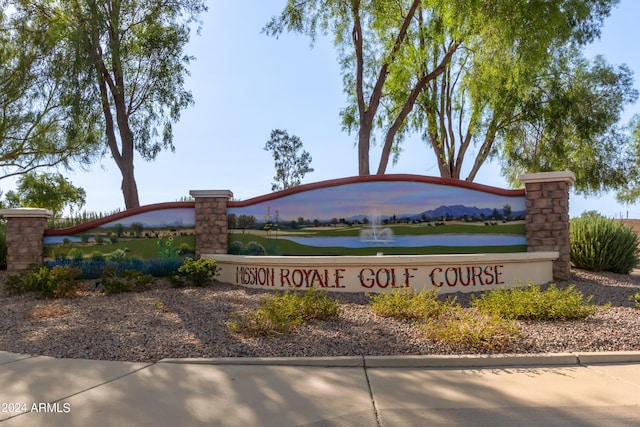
left=45, top=236, right=196, bottom=260
left=228, top=233, right=526, bottom=256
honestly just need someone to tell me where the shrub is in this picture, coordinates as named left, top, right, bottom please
left=423, top=307, right=520, bottom=352
left=5, top=266, right=82, bottom=298
left=230, top=289, right=340, bottom=335
left=107, top=249, right=127, bottom=262
left=368, top=288, right=456, bottom=320
left=177, top=258, right=219, bottom=286
left=68, top=248, right=84, bottom=262
left=100, top=268, right=154, bottom=294
left=228, top=241, right=244, bottom=255
left=630, top=293, right=640, bottom=309
left=570, top=212, right=640, bottom=274
left=470, top=283, right=608, bottom=320
left=90, top=251, right=106, bottom=262
left=108, top=233, right=119, bottom=243
left=244, top=241, right=266, bottom=255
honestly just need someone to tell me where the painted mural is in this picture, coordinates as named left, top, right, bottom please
left=227, top=175, right=527, bottom=256
left=43, top=203, right=196, bottom=262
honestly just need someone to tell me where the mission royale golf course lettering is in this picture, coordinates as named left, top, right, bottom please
left=235, top=264, right=504, bottom=290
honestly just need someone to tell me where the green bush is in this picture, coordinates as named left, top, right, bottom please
left=68, top=248, right=84, bottom=262
left=107, top=249, right=127, bottom=262
left=244, top=241, right=266, bottom=255
left=228, top=241, right=244, bottom=255
left=570, top=212, right=640, bottom=274
left=630, top=293, right=640, bottom=309
left=100, top=267, right=154, bottom=294
left=368, top=288, right=456, bottom=320
left=470, top=283, right=608, bottom=320
left=90, top=251, right=106, bottom=262
left=424, top=307, right=520, bottom=352
left=4, top=266, right=82, bottom=298
left=177, top=257, right=219, bottom=286
left=230, top=289, right=340, bottom=335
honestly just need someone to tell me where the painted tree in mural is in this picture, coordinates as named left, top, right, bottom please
left=266, top=0, right=636, bottom=194
left=6, top=0, right=206, bottom=209
left=0, top=7, right=99, bottom=179
left=264, top=129, right=314, bottom=191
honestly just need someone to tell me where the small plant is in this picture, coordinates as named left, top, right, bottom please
left=157, top=233, right=178, bottom=260
left=68, top=248, right=84, bottom=262
left=228, top=241, right=244, bottom=255
left=570, top=211, right=640, bottom=274
left=5, top=265, right=82, bottom=298
left=107, top=249, right=128, bottom=262
left=94, top=234, right=105, bottom=244
left=90, top=251, right=106, bottom=262
left=423, top=307, right=520, bottom=352
left=368, top=288, right=456, bottom=320
left=470, top=283, right=608, bottom=320
left=177, top=258, right=219, bottom=286
left=100, top=268, right=154, bottom=294
left=230, top=289, right=340, bottom=335
left=177, top=243, right=192, bottom=255
left=630, top=293, right=640, bottom=309
left=108, top=233, right=119, bottom=243
left=244, top=241, right=266, bottom=255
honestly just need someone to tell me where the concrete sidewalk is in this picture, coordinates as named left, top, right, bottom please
left=1, top=351, right=640, bottom=426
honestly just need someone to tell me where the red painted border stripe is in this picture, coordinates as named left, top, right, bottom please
left=44, top=201, right=195, bottom=236
left=228, top=174, right=525, bottom=208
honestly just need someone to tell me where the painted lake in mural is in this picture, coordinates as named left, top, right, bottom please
left=227, top=176, right=527, bottom=255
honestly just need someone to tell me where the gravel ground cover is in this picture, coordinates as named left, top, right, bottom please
left=0, top=269, right=639, bottom=363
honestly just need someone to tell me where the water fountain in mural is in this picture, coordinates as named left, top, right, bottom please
left=359, top=211, right=395, bottom=244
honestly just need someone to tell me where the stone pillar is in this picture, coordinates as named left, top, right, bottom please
left=189, top=190, right=233, bottom=258
left=0, top=208, right=52, bottom=272
left=519, top=172, right=575, bottom=281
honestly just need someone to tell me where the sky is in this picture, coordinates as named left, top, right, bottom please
left=11, top=0, right=640, bottom=218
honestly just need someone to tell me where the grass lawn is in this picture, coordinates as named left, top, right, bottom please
left=45, top=236, right=196, bottom=260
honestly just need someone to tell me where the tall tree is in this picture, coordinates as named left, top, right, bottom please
left=266, top=0, right=627, bottom=193
left=265, top=0, right=457, bottom=175
left=264, top=129, right=314, bottom=191
left=7, top=0, right=206, bottom=209
left=0, top=5, right=98, bottom=179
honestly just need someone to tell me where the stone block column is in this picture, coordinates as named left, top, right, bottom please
left=519, top=172, right=575, bottom=281
left=0, top=208, right=52, bottom=272
left=189, top=190, right=233, bottom=258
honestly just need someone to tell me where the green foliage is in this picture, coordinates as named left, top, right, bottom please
left=244, top=242, right=266, bottom=255
left=423, top=308, right=520, bottom=352
left=3, top=266, right=82, bottom=298
left=7, top=172, right=86, bottom=219
left=5, top=0, right=207, bottom=208
left=177, top=258, right=219, bottom=286
left=570, top=212, right=640, bottom=274
left=630, top=293, right=640, bottom=309
left=100, top=268, right=154, bottom=294
left=107, top=249, right=128, bottom=263
left=67, top=248, right=84, bottom=262
left=264, top=129, right=314, bottom=191
left=368, top=288, right=455, bottom=320
left=230, top=289, right=339, bottom=335
left=89, top=251, right=105, bottom=262
left=470, top=284, right=608, bottom=320
left=266, top=1, right=631, bottom=190
left=157, top=233, right=178, bottom=259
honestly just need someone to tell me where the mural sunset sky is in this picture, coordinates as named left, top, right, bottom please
left=228, top=181, right=525, bottom=222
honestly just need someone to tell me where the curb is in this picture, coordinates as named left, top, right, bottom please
left=157, top=351, right=640, bottom=368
